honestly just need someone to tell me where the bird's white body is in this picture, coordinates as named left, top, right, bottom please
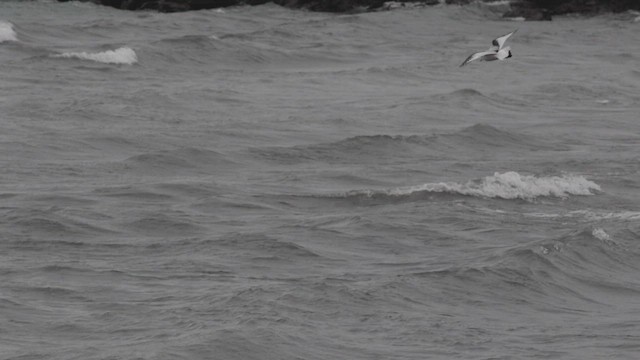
left=460, top=30, right=517, bottom=67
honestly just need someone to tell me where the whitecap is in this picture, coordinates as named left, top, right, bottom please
left=482, top=0, right=511, bottom=6
left=53, top=47, right=138, bottom=65
left=592, top=228, right=612, bottom=242
left=387, top=172, right=600, bottom=200
left=0, top=21, right=18, bottom=43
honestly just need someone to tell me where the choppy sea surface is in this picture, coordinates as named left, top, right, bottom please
left=1, top=1, right=640, bottom=359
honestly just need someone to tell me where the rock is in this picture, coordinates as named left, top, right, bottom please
left=272, top=0, right=375, bottom=12
left=96, top=0, right=125, bottom=7
left=517, top=0, right=640, bottom=16
left=189, top=0, right=246, bottom=10
left=380, top=1, right=439, bottom=11
left=57, top=0, right=640, bottom=13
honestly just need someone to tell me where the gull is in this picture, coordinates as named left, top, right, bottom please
left=460, top=29, right=517, bottom=67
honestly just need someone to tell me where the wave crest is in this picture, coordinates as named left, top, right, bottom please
left=254, top=124, right=564, bottom=164
left=53, top=47, right=138, bottom=65
left=347, top=172, right=601, bottom=201
left=0, top=21, right=18, bottom=43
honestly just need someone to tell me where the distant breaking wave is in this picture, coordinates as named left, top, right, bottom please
left=0, top=21, right=18, bottom=43
left=53, top=47, right=138, bottom=65
left=345, top=172, right=601, bottom=201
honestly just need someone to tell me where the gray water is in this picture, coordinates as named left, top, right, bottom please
left=2, top=1, right=640, bottom=359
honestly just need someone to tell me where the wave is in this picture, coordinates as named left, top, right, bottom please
left=150, top=34, right=229, bottom=65
left=52, top=47, right=138, bottom=65
left=450, top=123, right=566, bottom=150
left=578, top=210, right=640, bottom=221
left=528, top=82, right=638, bottom=107
left=121, top=147, right=236, bottom=175
left=534, top=83, right=608, bottom=100
left=430, top=88, right=529, bottom=111
left=434, top=88, right=486, bottom=100
left=217, top=233, right=321, bottom=260
left=6, top=208, right=116, bottom=238
left=403, top=226, right=639, bottom=308
left=341, top=172, right=600, bottom=202
left=252, top=124, right=565, bottom=164
left=152, top=233, right=323, bottom=261
left=148, top=25, right=360, bottom=69
left=251, top=134, right=428, bottom=164
left=124, top=212, right=205, bottom=237
left=0, top=21, right=18, bottom=43
left=525, top=209, right=640, bottom=222
left=591, top=227, right=613, bottom=243
left=157, top=34, right=220, bottom=49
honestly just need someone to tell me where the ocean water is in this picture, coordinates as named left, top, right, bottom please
left=1, top=1, right=640, bottom=359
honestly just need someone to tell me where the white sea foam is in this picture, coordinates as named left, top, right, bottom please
left=482, top=0, right=511, bottom=6
left=592, top=228, right=612, bottom=242
left=0, top=21, right=18, bottom=43
left=387, top=172, right=600, bottom=200
left=53, top=47, right=138, bottom=65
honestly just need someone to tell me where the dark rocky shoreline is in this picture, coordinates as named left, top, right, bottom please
left=57, top=0, right=640, bottom=19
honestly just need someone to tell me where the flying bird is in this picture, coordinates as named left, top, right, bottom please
left=460, top=29, right=517, bottom=67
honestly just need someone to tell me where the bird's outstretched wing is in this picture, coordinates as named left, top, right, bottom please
left=460, top=51, right=493, bottom=67
left=491, top=29, right=517, bottom=51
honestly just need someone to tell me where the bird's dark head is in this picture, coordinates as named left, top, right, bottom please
left=507, top=50, right=513, bottom=59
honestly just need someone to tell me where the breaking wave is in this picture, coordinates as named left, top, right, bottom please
left=53, top=47, right=138, bottom=65
left=344, top=172, right=601, bottom=201
left=0, top=21, right=17, bottom=42
left=591, top=227, right=612, bottom=243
